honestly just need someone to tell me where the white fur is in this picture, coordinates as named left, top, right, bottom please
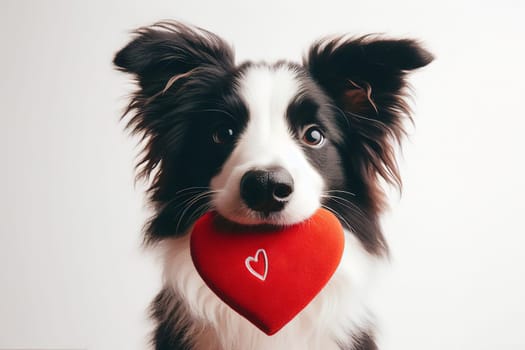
left=157, top=65, right=382, bottom=349
left=211, top=65, right=324, bottom=226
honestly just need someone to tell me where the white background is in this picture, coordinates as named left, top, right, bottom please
left=1, top=0, right=524, bottom=349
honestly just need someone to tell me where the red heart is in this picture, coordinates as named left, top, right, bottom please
left=190, top=208, right=344, bottom=335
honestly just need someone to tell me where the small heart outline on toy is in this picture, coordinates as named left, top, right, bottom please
left=245, top=248, right=268, bottom=281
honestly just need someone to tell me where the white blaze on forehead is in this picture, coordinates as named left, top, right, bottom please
left=237, top=65, right=300, bottom=140
left=233, top=65, right=304, bottom=168
left=210, top=64, right=325, bottom=226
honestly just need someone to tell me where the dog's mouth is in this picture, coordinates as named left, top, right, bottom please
left=212, top=205, right=318, bottom=230
left=211, top=211, right=289, bottom=232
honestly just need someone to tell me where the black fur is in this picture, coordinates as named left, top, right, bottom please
left=115, top=21, right=432, bottom=350
left=151, top=289, right=193, bottom=350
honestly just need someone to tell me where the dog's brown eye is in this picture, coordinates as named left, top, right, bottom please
left=302, top=125, right=325, bottom=147
left=212, top=126, right=236, bottom=144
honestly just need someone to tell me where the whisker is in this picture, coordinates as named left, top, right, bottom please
left=164, top=193, right=203, bottom=211
left=321, top=194, right=355, bottom=205
left=175, top=186, right=211, bottom=194
left=161, top=187, right=215, bottom=211
left=322, top=204, right=354, bottom=233
left=187, top=202, right=213, bottom=225
left=321, top=193, right=366, bottom=217
left=175, top=191, right=216, bottom=233
left=185, top=191, right=216, bottom=209
left=324, top=189, right=356, bottom=196
left=329, top=197, right=364, bottom=215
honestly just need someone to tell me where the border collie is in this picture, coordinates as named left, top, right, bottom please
left=114, top=21, right=433, bottom=350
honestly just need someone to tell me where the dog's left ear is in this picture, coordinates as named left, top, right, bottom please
left=306, top=37, right=433, bottom=115
left=305, top=36, right=433, bottom=188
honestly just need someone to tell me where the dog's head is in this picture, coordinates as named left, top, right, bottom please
left=114, top=22, right=432, bottom=255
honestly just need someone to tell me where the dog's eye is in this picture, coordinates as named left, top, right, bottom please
left=212, top=125, right=236, bottom=145
left=301, top=125, right=325, bottom=147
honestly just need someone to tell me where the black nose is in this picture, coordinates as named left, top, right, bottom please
left=240, top=167, right=294, bottom=214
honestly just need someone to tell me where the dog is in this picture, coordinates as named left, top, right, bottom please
left=114, top=21, right=433, bottom=350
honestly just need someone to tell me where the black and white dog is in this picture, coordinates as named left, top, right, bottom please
left=114, top=21, right=432, bottom=350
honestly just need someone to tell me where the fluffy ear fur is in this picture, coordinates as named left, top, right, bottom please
left=114, top=22, right=236, bottom=242
left=114, top=21, right=234, bottom=97
left=305, top=37, right=433, bottom=213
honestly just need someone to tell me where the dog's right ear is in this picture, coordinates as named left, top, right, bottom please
left=113, top=21, right=234, bottom=97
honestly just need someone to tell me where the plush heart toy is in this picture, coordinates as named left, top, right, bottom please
left=190, top=208, right=345, bottom=335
